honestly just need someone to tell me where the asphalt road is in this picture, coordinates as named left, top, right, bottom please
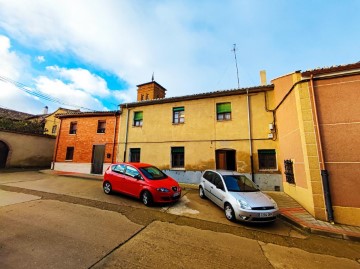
left=0, top=170, right=359, bottom=269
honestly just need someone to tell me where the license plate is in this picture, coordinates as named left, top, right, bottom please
left=173, top=192, right=180, bottom=198
left=260, top=212, right=273, bottom=218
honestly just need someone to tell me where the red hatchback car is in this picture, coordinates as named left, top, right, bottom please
left=103, top=162, right=181, bottom=206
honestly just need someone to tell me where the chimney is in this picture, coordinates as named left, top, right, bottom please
left=43, top=106, right=48, bottom=114
left=260, top=70, right=267, bottom=85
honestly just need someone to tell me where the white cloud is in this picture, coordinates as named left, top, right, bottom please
left=36, top=55, right=45, bottom=63
left=0, top=0, right=243, bottom=99
left=2, top=0, right=357, bottom=109
left=0, top=34, right=109, bottom=113
left=34, top=76, right=106, bottom=111
left=112, top=88, right=137, bottom=105
left=46, top=66, right=110, bottom=97
left=0, top=35, right=45, bottom=114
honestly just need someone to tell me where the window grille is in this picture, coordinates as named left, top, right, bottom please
left=258, top=149, right=277, bottom=170
left=284, top=159, right=295, bottom=184
left=171, top=147, right=184, bottom=168
left=130, top=148, right=141, bottom=162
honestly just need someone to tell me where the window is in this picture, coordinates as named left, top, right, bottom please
left=146, top=94, right=149, bottom=100
left=284, top=159, right=295, bottom=184
left=69, top=122, right=77, bottom=134
left=213, top=174, right=225, bottom=191
left=130, top=148, right=141, bottom=162
left=133, top=111, right=143, bottom=127
left=124, top=166, right=140, bottom=178
left=171, top=147, right=184, bottom=168
left=258, top=149, right=277, bottom=170
left=173, top=107, right=185, bottom=124
left=216, top=103, right=231, bottom=121
left=141, top=94, right=144, bottom=101
left=111, top=164, right=126, bottom=174
left=65, top=147, right=74, bottom=160
left=97, top=120, right=106, bottom=133
left=52, top=125, right=57, bottom=134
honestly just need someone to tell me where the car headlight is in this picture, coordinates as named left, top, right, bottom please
left=157, top=188, right=170, bottom=193
left=237, top=199, right=251, bottom=210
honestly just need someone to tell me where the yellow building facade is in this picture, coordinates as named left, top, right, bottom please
left=117, top=82, right=282, bottom=190
left=44, top=108, right=80, bottom=136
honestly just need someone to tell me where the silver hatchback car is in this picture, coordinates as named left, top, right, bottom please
left=199, top=170, right=279, bottom=222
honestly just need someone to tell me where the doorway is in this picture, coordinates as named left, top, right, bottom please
left=0, top=141, right=9, bottom=168
left=91, top=145, right=105, bottom=174
left=216, top=149, right=236, bottom=171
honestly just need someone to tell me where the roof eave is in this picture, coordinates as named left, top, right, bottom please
left=121, top=85, right=274, bottom=109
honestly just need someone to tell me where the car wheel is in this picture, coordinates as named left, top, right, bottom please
left=224, top=203, right=236, bottom=222
left=199, top=186, right=206, bottom=199
left=141, top=190, right=153, bottom=206
left=103, top=181, right=112, bottom=194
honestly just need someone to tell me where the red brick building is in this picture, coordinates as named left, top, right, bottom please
left=53, top=111, right=120, bottom=174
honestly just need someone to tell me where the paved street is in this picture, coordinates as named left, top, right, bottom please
left=0, top=170, right=359, bottom=268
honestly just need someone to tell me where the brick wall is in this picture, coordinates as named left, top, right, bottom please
left=55, top=115, right=119, bottom=163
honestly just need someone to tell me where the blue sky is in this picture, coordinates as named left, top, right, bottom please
left=0, top=0, right=359, bottom=114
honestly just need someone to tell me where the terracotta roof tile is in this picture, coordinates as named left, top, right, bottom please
left=0, top=107, right=34, bottom=120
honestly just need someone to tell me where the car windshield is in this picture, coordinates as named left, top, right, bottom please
left=223, top=175, right=259, bottom=192
left=139, top=166, right=168, bottom=180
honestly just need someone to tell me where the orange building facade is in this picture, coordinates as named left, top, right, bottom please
left=273, top=63, right=360, bottom=226
left=53, top=111, right=120, bottom=174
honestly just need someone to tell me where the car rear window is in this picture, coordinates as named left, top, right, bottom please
left=139, top=166, right=168, bottom=180
left=111, top=164, right=125, bottom=173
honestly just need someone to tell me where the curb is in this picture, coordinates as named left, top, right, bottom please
left=278, top=214, right=360, bottom=242
left=39, top=170, right=360, bottom=242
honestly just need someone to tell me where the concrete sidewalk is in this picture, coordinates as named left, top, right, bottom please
left=266, top=191, right=360, bottom=241
left=42, top=170, right=360, bottom=241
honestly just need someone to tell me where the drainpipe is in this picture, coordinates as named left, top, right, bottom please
left=309, top=75, right=334, bottom=223
left=51, top=117, right=62, bottom=170
left=123, top=105, right=130, bottom=162
left=246, top=89, right=254, bottom=182
left=111, top=111, right=119, bottom=163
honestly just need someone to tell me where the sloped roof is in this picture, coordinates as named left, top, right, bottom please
left=120, top=84, right=274, bottom=108
left=302, top=61, right=360, bottom=76
left=0, top=107, right=34, bottom=120
left=56, top=110, right=120, bottom=119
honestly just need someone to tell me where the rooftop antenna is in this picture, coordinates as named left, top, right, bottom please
left=232, top=44, right=240, bottom=89
left=151, top=72, right=154, bottom=82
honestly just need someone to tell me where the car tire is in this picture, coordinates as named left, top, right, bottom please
left=199, top=186, right=206, bottom=199
left=224, top=203, right=236, bottom=222
left=103, top=181, right=112, bottom=195
left=141, top=190, right=153, bottom=207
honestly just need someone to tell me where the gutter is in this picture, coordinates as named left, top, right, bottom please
left=245, top=89, right=254, bottom=182
left=51, top=118, right=62, bottom=170
left=308, top=75, right=334, bottom=223
left=123, top=105, right=130, bottom=162
left=111, top=112, right=119, bottom=163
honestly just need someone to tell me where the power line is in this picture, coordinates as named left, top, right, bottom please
left=0, top=75, right=96, bottom=111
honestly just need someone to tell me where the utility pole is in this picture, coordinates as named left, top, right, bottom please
left=232, top=44, right=240, bottom=89
left=232, top=43, right=254, bottom=182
